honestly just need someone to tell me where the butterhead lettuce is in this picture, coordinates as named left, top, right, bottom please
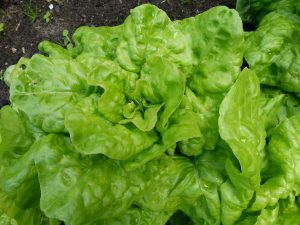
left=1, top=2, right=300, bottom=225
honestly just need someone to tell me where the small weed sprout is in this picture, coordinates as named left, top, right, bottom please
left=23, top=0, right=38, bottom=22
left=0, top=23, right=4, bottom=34
left=62, top=29, right=73, bottom=50
left=43, top=11, right=53, bottom=23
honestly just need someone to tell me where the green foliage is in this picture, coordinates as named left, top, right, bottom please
left=23, top=0, right=38, bottom=23
left=236, top=0, right=300, bottom=24
left=244, top=11, right=300, bottom=92
left=62, top=29, right=73, bottom=50
left=43, top=11, right=53, bottom=23
left=1, top=2, right=300, bottom=225
left=0, top=23, right=4, bottom=34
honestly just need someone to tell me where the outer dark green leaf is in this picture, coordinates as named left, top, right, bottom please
left=244, top=11, right=300, bottom=93
left=34, top=134, right=203, bottom=225
left=34, top=134, right=147, bottom=225
left=236, top=0, right=300, bottom=24
left=6, top=52, right=94, bottom=132
left=73, top=25, right=123, bottom=59
left=0, top=107, right=46, bottom=225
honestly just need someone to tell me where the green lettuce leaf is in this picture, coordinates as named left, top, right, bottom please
left=34, top=134, right=148, bottom=225
left=98, top=208, right=171, bottom=225
left=0, top=106, right=46, bottom=225
left=116, top=4, right=193, bottom=73
left=250, top=115, right=300, bottom=211
left=65, top=94, right=158, bottom=160
left=72, top=25, right=123, bottom=59
left=2, top=3, right=300, bottom=225
left=174, top=6, right=244, bottom=151
left=235, top=205, right=279, bottom=225
left=135, top=57, right=186, bottom=131
left=181, top=142, right=232, bottom=225
left=86, top=59, right=138, bottom=124
left=34, top=134, right=204, bottom=225
left=236, top=0, right=300, bottom=24
left=276, top=211, right=300, bottom=225
left=218, top=69, right=266, bottom=225
left=244, top=11, right=300, bottom=93
left=6, top=51, right=94, bottom=132
left=175, top=6, right=244, bottom=96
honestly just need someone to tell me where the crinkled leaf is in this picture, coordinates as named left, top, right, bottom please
left=73, top=25, right=123, bottom=59
left=6, top=51, right=94, bottom=132
left=174, top=6, right=244, bottom=151
left=0, top=107, right=46, bottom=224
left=175, top=6, right=244, bottom=95
left=236, top=0, right=300, bottom=24
left=34, top=134, right=147, bottom=225
left=244, top=11, right=300, bottom=93
left=116, top=4, right=193, bottom=73
left=137, top=57, right=186, bottom=131
left=250, top=115, right=300, bottom=210
left=65, top=94, right=158, bottom=160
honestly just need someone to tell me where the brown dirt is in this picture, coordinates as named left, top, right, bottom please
left=0, top=0, right=235, bottom=107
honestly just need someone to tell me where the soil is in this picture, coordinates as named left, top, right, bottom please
left=0, top=0, right=235, bottom=107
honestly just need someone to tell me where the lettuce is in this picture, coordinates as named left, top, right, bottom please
left=218, top=68, right=266, bottom=224
left=244, top=11, right=300, bottom=93
left=236, top=0, right=300, bottom=24
left=1, top=3, right=300, bottom=225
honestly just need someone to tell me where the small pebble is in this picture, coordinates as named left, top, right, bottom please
left=49, top=4, right=54, bottom=10
left=11, top=48, right=17, bottom=53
